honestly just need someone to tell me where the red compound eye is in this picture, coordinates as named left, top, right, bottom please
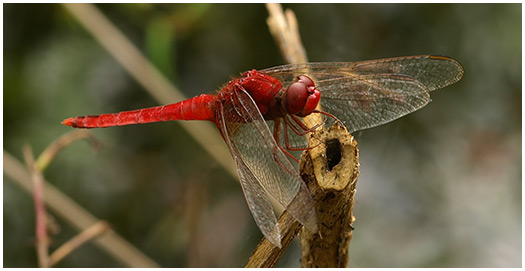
left=284, top=75, right=321, bottom=117
left=285, top=81, right=309, bottom=115
left=297, top=75, right=315, bottom=88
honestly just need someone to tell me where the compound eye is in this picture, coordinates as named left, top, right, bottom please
left=285, top=81, right=309, bottom=115
left=297, top=75, right=315, bottom=88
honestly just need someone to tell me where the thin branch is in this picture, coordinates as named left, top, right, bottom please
left=245, top=210, right=302, bottom=267
left=23, top=145, right=49, bottom=268
left=4, top=150, right=160, bottom=268
left=61, top=3, right=236, bottom=178
left=49, top=221, right=110, bottom=267
left=36, top=130, right=100, bottom=172
left=265, top=3, right=307, bottom=64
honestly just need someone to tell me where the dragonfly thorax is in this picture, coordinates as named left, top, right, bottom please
left=238, top=70, right=283, bottom=118
left=237, top=71, right=321, bottom=121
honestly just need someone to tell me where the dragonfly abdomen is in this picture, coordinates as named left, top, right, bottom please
left=62, top=94, right=217, bottom=128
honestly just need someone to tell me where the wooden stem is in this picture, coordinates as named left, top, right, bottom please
left=245, top=123, right=359, bottom=268
left=299, top=123, right=359, bottom=268
left=248, top=4, right=360, bottom=268
left=244, top=210, right=301, bottom=268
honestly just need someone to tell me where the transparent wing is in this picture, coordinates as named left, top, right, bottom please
left=219, top=88, right=318, bottom=240
left=261, top=55, right=464, bottom=133
left=217, top=102, right=282, bottom=247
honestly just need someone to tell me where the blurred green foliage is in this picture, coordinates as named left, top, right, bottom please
left=3, top=3, right=521, bottom=267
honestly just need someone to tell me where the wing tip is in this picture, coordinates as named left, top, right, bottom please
left=429, top=55, right=465, bottom=79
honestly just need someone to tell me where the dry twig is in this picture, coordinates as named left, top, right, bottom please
left=36, top=130, right=100, bottom=172
left=49, top=221, right=110, bottom=266
left=15, top=132, right=134, bottom=266
left=4, top=144, right=160, bottom=267
left=245, top=211, right=301, bottom=267
left=23, top=145, right=49, bottom=268
left=266, top=3, right=308, bottom=64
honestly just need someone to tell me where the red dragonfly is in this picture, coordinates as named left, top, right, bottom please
left=63, top=55, right=464, bottom=247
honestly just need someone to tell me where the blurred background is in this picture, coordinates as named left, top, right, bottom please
left=3, top=3, right=521, bottom=267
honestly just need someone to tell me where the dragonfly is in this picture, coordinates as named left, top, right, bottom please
left=62, top=55, right=464, bottom=247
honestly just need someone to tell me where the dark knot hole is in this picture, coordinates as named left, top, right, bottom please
left=325, top=138, right=342, bottom=170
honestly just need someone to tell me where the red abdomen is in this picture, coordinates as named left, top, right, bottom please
left=62, top=94, right=217, bottom=128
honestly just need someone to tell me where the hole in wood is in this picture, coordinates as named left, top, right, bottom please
left=325, top=138, right=342, bottom=170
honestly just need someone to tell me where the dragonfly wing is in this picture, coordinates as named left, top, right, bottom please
left=318, top=75, right=431, bottom=133
left=260, top=55, right=464, bottom=92
left=220, top=87, right=318, bottom=235
left=261, top=55, right=464, bottom=133
left=217, top=103, right=282, bottom=247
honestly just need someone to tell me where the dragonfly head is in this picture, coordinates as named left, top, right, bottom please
left=285, top=75, right=320, bottom=117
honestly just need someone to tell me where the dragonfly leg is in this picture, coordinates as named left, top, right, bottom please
left=272, top=118, right=300, bottom=163
left=282, top=117, right=314, bottom=152
left=270, top=143, right=298, bottom=176
left=312, top=109, right=344, bottom=127
left=280, top=115, right=323, bottom=153
left=288, top=115, right=322, bottom=136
